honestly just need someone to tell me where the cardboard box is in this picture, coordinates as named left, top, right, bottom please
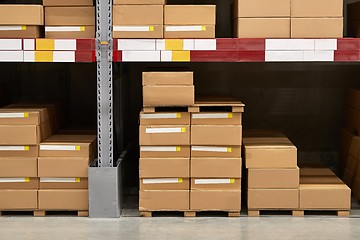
left=0, top=157, right=37, bottom=177
left=164, top=25, right=215, bottom=39
left=0, top=190, right=38, bottom=210
left=248, top=168, right=299, bottom=189
left=0, top=145, right=38, bottom=158
left=45, top=25, right=95, bottom=39
left=113, top=5, right=163, bottom=25
left=340, top=128, right=355, bottom=172
left=300, top=176, right=344, bottom=185
left=191, top=178, right=241, bottom=190
left=140, top=146, right=190, bottom=158
left=43, top=0, right=94, bottom=6
left=191, top=158, right=242, bottom=178
left=235, top=0, right=291, bottom=18
left=0, top=108, right=49, bottom=125
left=0, top=26, right=41, bottom=38
left=248, top=189, right=299, bottom=209
left=190, top=190, right=241, bottom=211
left=343, top=168, right=354, bottom=187
left=0, top=178, right=38, bottom=189
left=113, top=25, right=163, bottom=39
left=191, top=145, right=241, bottom=158
left=191, top=113, right=242, bottom=125
left=347, top=89, right=360, bottom=110
left=143, top=72, right=193, bottom=85
left=0, top=5, right=44, bottom=25
left=45, top=7, right=95, bottom=26
left=299, top=184, right=350, bottom=210
left=243, top=137, right=297, bottom=168
left=300, top=168, right=336, bottom=177
left=140, top=112, right=190, bottom=126
left=0, top=125, right=42, bottom=145
left=243, top=130, right=286, bottom=138
left=164, top=5, right=216, bottom=25
left=345, top=154, right=359, bottom=175
left=191, top=125, right=242, bottom=146
left=291, top=18, right=343, bottom=38
left=291, top=0, right=343, bottom=17
left=140, top=158, right=189, bottom=178
left=139, top=125, right=190, bottom=146
left=143, top=86, right=195, bottom=106
left=39, top=178, right=88, bottom=189
left=352, top=177, right=360, bottom=200
left=139, top=190, right=189, bottom=211
left=114, top=0, right=166, bottom=4
left=140, top=178, right=189, bottom=190
left=235, top=18, right=290, bottom=38
left=38, top=189, right=88, bottom=210
left=39, top=135, right=96, bottom=158
left=38, top=157, right=89, bottom=178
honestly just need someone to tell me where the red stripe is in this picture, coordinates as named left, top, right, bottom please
left=216, top=39, right=238, bottom=50
left=75, top=51, right=96, bottom=62
left=238, top=38, right=265, bottom=51
left=76, top=39, right=96, bottom=51
left=238, top=51, right=265, bottom=62
left=337, top=38, right=360, bottom=50
left=190, top=51, right=238, bottom=62
left=113, top=51, right=122, bottom=62
left=334, top=50, right=360, bottom=62
left=113, top=39, right=118, bottom=51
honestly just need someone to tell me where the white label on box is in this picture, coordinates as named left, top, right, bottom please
left=192, top=146, right=229, bottom=153
left=165, top=26, right=203, bottom=32
left=146, top=127, right=185, bottom=133
left=140, top=146, right=178, bottom=152
left=141, top=113, right=179, bottom=119
left=40, top=145, right=78, bottom=151
left=0, top=112, right=26, bottom=118
left=143, top=178, right=181, bottom=184
left=0, top=26, right=23, bottom=31
left=0, top=178, right=29, bottom=183
left=40, top=178, right=79, bottom=183
left=195, top=179, right=233, bottom=184
left=118, top=39, right=156, bottom=51
left=0, top=146, right=27, bottom=151
left=45, top=26, right=83, bottom=32
left=114, top=26, right=152, bottom=32
left=192, top=113, right=231, bottom=119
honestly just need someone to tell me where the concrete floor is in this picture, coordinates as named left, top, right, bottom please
left=1, top=216, right=360, bottom=240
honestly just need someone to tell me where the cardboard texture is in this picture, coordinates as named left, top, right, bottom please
left=113, top=5, right=163, bottom=25
left=248, top=168, right=299, bottom=189
left=235, top=0, right=291, bottom=18
left=38, top=157, right=89, bottom=178
left=191, top=113, right=242, bottom=125
left=0, top=145, right=38, bottom=158
left=191, top=125, right=242, bottom=146
left=46, top=26, right=95, bottom=39
left=39, top=178, right=88, bottom=189
left=143, top=86, right=195, bottom=106
left=0, top=157, right=37, bottom=177
left=243, top=137, right=297, bottom=168
left=0, top=178, right=39, bottom=189
left=140, top=146, right=190, bottom=158
left=191, top=158, right=242, bottom=178
left=139, top=158, right=190, bottom=178
left=43, top=0, right=94, bottom=6
left=0, top=125, right=38, bottom=145
left=114, top=0, right=166, bottom=4
left=299, top=184, right=351, bottom=209
left=140, top=178, right=189, bottom=190
left=113, top=25, right=163, bottom=39
left=139, top=125, right=190, bottom=146
left=164, top=25, right=215, bottom=39
left=291, top=0, right=343, bottom=17
left=139, top=190, right=189, bottom=211
left=45, top=7, right=95, bottom=26
left=0, top=190, right=38, bottom=210
left=300, top=168, right=336, bottom=176
left=248, top=189, right=299, bottom=209
left=191, top=178, right=241, bottom=190
left=0, top=5, right=44, bottom=25
left=191, top=145, right=241, bottom=158
left=38, top=189, right=88, bottom=210
left=291, top=18, right=343, bottom=38
left=243, top=130, right=286, bottom=138
left=190, top=190, right=241, bottom=211
left=300, top=176, right=344, bottom=185
left=140, top=112, right=190, bottom=125
left=0, top=108, right=49, bottom=125
left=143, top=72, right=193, bottom=86
left=235, top=18, right=290, bottom=38
left=0, top=26, right=41, bottom=38
left=347, top=89, right=360, bottom=109
left=164, top=5, right=216, bottom=25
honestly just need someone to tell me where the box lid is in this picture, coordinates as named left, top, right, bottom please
left=142, top=72, right=193, bottom=85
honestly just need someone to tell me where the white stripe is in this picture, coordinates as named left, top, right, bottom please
left=161, top=50, right=172, bottom=62
left=0, top=51, right=23, bottom=62
left=265, top=51, right=304, bottom=62
left=54, top=40, right=77, bottom=51
left=141, top=113, right=178, bottom=119
left=192, top=113, right=230, bottom=119
left=266, top=39, right=315, bottom=51
left=165, top=26, right=203, bottom=32
left=194, top=39, right=217, bottom=50
left=0, top=146, right=27, bottom=151
left=40, top=145, right=77, bottom=151
left=192, top=146, right=229, bottom=153
left=23, top=39, right=35, bottom=51
left=140, top=146, right=178, bottom=152
left=40, top=178, right=77, bottom=183
left=53, top=51, right=75, bottom=62
left=195, top=179, right=232, bottom=184
left=146, top=128, right=183, bottom=133
left=118, top=39, right=156, bottom=51
left=315, top=39, right=337, bottom=50
left=303, top=51, right=334, bottom=62
left=45, top=26, right=83, bottom=32
left=0, top=39, right=22, bottom=50
left=0, top=178, right=27, bottom=183
left=0, top=113, right=26, bottom=118
left=114, top=26, right=151, bottom=32
left=0, top=26, right=23, bottom=31
left=122, top=51, right=160, bottom=62
left=23, top=51, right=35, bottom=62
left=143, top=178, right=180, bottom=184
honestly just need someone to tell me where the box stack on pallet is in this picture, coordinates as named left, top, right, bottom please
left=44, top=0, right=95, bottom=38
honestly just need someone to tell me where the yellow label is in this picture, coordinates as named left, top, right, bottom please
left=35, top=51, right=53, bottom=62
left=80, top=26, right=86, bottom=32
left=178, top=178, right=183, bottom=183
left=36, top=39, right=55, bottom=51
left=75, top=146, right=81, bottom=151
left=230, top=179, right=235, bottom=184
left=22, top=26, right=27, bottom=31
left=201, top=26, right=207, bottom=31
left=176, top=113, right=182, bottom=119
left=228, top=113, right=233, bottom=119
left=24, top=146, right=30, bottom=151
left=75, top=178, right=81, bottom=183
left=172, top=51, right=190, bottom=62
left=149, top=26, right=155, bottom=32
left=25, top=177, right=30, bottom=183
left=165, top=39, right=183, bottom=51
left=100, top=41, right=109, bottom=45
left=24, top=112, right=29, bottom=118
left=181, top=128, right=186, bottom=133
left=227, top=147, right=232, bottom=153
left=176, top=147, right=181, bottom=152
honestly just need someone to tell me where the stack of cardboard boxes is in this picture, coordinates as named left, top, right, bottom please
left=44, top=0, right=95, bottom=38
left=342, top=136, right=360, bottom=187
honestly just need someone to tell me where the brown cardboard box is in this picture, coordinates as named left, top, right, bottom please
left=191, top=158, right=242, bottom=178
left=0, top=26, right=42, bottom=38
left=38, top=189, right=88, bottom=210
left=0, top=157, right=37, bottom=177
left=139, top=125, right=190, bottom=146
left=352, top=177, right=360, bottom=200
left=347, top=89, right=360, bottom=110
left=39, top=135, right=96, bottom=158
left=299, top=184, right=350, bottom=210
left=140, top=146, right=190, bottom=158
left=243, top=130, right=286, bottom=138
left=43, top=0, right=94, bottom=6
left=345, top=154, right=359, bottom=175
left=0, top=190, right=38, bottom=210
left=0, top=178, right=38, bottom=189
left=300, top=168, right=336, bottom=177
left=291, top=18, right=343, bottom=38
left=300, top=176, right=344, bottom=185
left=191, top=178, right=241, bottom=190
left=164, top=5, right=216, bottom=25
left=248, top=189, right=299, bottom=209
left=248, top=168, right=299, bottom=189
left=143, top=72, right=193, bottom=85
left=0, top=5, right=44, bottom=25
left=0, top=146, right=38, bottom=158
left=140, top=112, right=190, bottom=126
left=39, top=178, right=88, bottom=189
left=190, top=190, right=241, bottom=211
left=139, top=190, right=189, bottom=211
left=114, top=0, right=166, bottom=4
left=164, top=25, right=215, bottom=39
left=291, top=0, right=343, bottom=17
left=235, top=0, right=291, bottom=18
left=235, top=18, right=290, bottom=38
left=113, top=5, right=163, bottom=25
left=45, top=26, right=95, bottom=39
left=0, top=108, right=49, bottom=125
left=0, top=125, right=39, bottom=145
left=191, top=125, right=242, bottom=146
left=143, top=86, right=195, bottom=106
left=113, top=25, right=163, bottom=39
left=191, top=145, right=241, bottom=158
left=243, top=137, right=297, bottom=168
left=45, top=7, right=95, bottom=26
left=38, top=157, right=89, bottom=178
left=191, top=113, right=242, bottom=125
left=140, top=178, right=189, bottom=190
left=340, top=128, right=355, bottom=172
left=140, top=158, right=189, bottom=178
left=343, top=168, right=354, bottom=187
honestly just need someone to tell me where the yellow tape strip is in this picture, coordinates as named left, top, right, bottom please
left=76, top=146, right=81, bottom=151
left=36, top=39, right=55, bottom=51
left=176, top=147, right=181, bottom=152
left=22, top=26, right=27, bottom=31
left=181, top=128, right=186, bottom=133
left=178, top=178, right=183, bottom=183
left=228, top=113, right=233, bottom=119
left=176, top=113, right=182, bottom=119
left=165, top=39, right=183, bottom=51
left=149, top=26, right=155, bottom=32
left=230, top=179, right=235, bottom=184
left=172, top=51, right=190, bottom=62
left=24, top=112, right=29, bottom=118
left=75, top=178, right=81, bottom=183
left=80, top=26, right=86, bottom=32
left=35, top=51, right=53, bottom=62
left=25, top=177, right=30, bottom=183
left=24, top=146, right=30, bottom=151
left=227, top=147, right=232, bottom=153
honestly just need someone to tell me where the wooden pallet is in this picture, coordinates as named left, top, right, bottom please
left=248, top=209, right=301, bottom=217
left=248, top=209, right=350, bottom=217
left=140, top=210, right=241, bottom=218
left=0, top=210, right=88, bottom=217
left=296, top=210, right=350, bottom=217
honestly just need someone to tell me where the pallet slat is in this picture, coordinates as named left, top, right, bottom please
left=248, top=209, right=350, bottom=217
left=140, top=210, right=241, bottom=217
left=0, top=210, right=88, bottom=217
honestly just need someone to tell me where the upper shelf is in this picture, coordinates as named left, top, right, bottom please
left=113, top=38, right=360, bottom=63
